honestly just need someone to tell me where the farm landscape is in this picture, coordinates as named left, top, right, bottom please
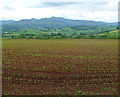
left=2, top=39, right=119, bottom=95
left=1, top=1, right=119, bottom=94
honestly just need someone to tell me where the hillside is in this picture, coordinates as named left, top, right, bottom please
left=1, top=17, right=118, bottom=39
left=95, top=30, right=119, bottom=39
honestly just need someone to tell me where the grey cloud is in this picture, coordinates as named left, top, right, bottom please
left=30, top=2, right=80, bottom=8
left=28, top=1, right=116, bottom=11
left=30, top=2, right=109, bottom=8
left=42, top=2, right=79, bottom=6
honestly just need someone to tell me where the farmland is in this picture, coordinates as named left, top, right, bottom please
left=2, top=39, right=119, bottom=95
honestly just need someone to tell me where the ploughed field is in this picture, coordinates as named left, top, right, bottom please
left=2, top=39, right=119, bottom=95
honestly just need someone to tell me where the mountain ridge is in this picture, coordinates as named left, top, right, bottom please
left=2, top=17, right=118, bottom=31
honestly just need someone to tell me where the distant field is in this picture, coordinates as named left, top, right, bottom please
left=2, top=39, right=119, bottom=95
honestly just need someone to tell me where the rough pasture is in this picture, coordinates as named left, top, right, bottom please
left=2, top=39, right=119, bottom=95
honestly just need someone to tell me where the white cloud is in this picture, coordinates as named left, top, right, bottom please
left=0, top=0, right=119, bottom=22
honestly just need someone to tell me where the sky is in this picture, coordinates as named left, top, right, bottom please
left=0, top=0, right=119, bottom=22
